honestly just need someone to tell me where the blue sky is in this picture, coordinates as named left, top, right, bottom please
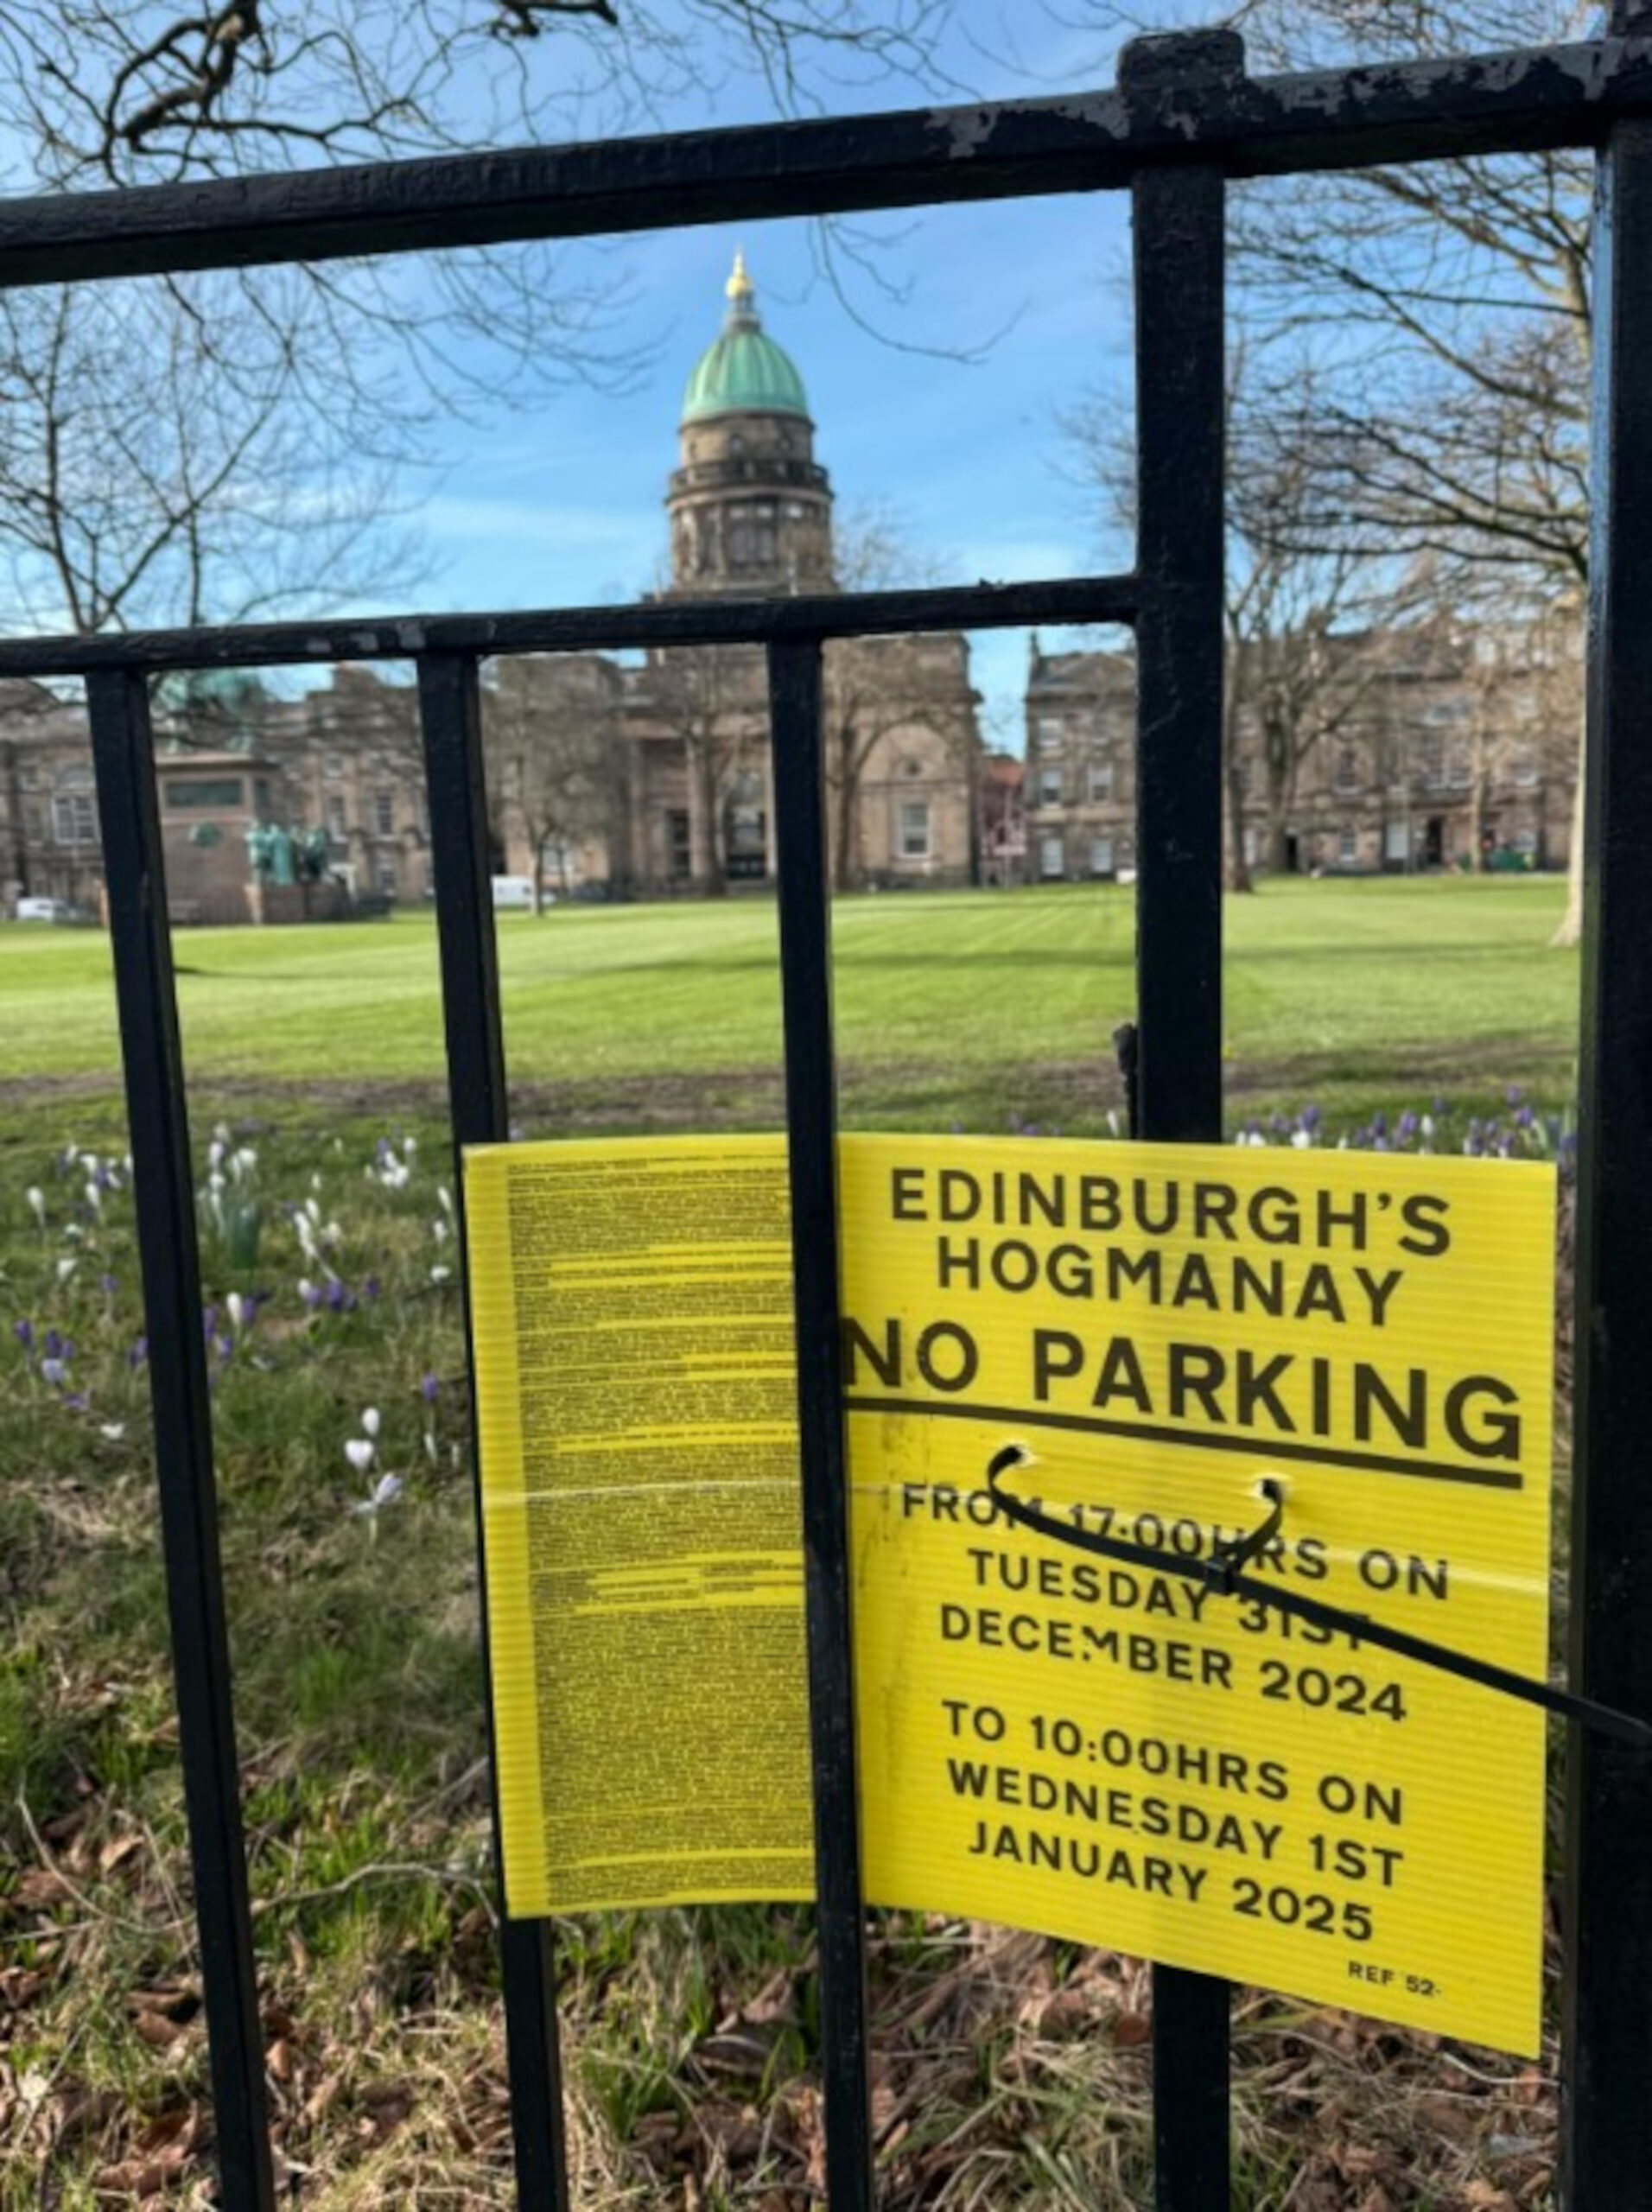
left=403, top=3, right=1142, bottom=742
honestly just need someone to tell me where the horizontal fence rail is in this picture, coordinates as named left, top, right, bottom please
left=0, top=35, right=1648, bottom=287
left=0, top=576, right=1138, bottom=681
left=50, top=16, right=1652, bottom=2212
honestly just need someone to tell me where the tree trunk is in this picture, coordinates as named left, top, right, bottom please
left=0, top=741, right=29, bottom=899
left=1550, top=708, right=1585, bottom=948
left=1222, top=679, right=1252, bottom=893
left=833, top=732, right=858, bottom=894
left=688, top=737, right=727, bottom=897
left=531, top=847, right=546, bottom=916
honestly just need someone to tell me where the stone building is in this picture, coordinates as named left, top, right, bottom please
left=488, top=254, right=976, bottom=899
left=0, top=254, right=979, bottom=918
left=0, top=257, right=1582, bottom=918
left=1024, top=614, right=1580, bottom=884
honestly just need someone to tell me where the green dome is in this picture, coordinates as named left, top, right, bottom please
left=681, top=253, right=810, bottom=423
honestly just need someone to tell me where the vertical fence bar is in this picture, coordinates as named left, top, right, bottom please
left=85, top=667, right=276, bottom=2212
left=1561, top=93, right=1652, bottom=2212
left=1124, top=31, right=1236, bottom=2208
left=766, top=635, right=875, bottom=2212
left=416, top=652, right=570, bottom=2212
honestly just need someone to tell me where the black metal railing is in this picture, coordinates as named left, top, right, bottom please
left=45, top=9, right=1652, bottom=2204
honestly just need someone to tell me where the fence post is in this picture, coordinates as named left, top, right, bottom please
left=1561, top=10, right=1652, bottom=2195
left=86, top=667, right=276, bottom=2212
left=1122, top=28, right=1238, bottom=2209
left=767, top=635, right=875, bottom=2212
left=417, top=653, right=571, bottom=2212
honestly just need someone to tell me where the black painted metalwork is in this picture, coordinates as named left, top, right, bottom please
left=767, top=638, right=875, bottom=2211
left=0, top=577, right=1135, bottom=680
left=416, top=653, right=572, bottom=2212
left=1127, top=29, right=1233, bottom=2199
left=1562, top=19, right=1652, bottom=2195
left=85, top=668, right=276, bottom=2212
left=0, top=35, right=1649, bottom=289
left=44, top=15, right=1652, bottom=2207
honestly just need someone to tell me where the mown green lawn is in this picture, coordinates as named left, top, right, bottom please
left=0, top=875, right=1576, bottom=2207
left=0, top=875, right=1577, bottom=1138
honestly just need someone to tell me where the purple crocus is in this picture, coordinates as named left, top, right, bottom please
left=12, top=1318, right=33, bottom=1351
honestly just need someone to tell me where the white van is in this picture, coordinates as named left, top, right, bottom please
left=491, top=876, right=535, bottom=911
left=15, top=896, right=71, bottom=923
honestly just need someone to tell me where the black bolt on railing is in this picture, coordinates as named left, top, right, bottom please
left=53, top=16, right=1652, bottom=2209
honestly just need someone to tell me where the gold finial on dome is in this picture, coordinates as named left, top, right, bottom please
left=726, top=248, right=753, bottom=302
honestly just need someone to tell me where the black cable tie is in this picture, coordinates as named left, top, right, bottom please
left=983, top=1444, right=1652, bottom=1750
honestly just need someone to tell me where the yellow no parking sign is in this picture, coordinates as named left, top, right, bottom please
left=466, top=1134, right=1555, bottom=2055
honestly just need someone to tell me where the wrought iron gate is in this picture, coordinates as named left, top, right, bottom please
left=33, top=5, right=1652, bottom=2202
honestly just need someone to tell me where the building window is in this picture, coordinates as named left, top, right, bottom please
left=324, top=750, right=343, bottom=780
left=1385, top=821, right=1410, bottom=862
left=1446, top=747, right=1471, bottom=790
left=1334, top=746, right=1359, bottom=796
left=374, top=790, right=395, bottom=836
left=1515, top=828, right=1539, bottom=856
left=375, top=861, right=397, bottom=894
left=52, top=791, right=96, bottom=847
left=165, top=777, right=244, bottom=809
left=1039, top=767, right=1063, bottom=807
left=1090, top=836, right=1115, bottom=877
left=1087, top=758, right=1114, bottom=804
left=1039, top=835, right=1064, bottom=880
left=899, top=801, right=931, bottom=859
left=18, top=764, right=37, bottom=791
left=666, top=809, right=692, bottom=880
left=1514, top=747, right=1538, bottom=786
left=1417, top=734, right=1445, bottom=789
left=327, top=795, right=346, bottom=841
left=1338, top=827, right=1358, bottom=868
left=1034, top=717, right=1064, bottom=753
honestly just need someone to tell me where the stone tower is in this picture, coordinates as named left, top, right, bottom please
left=666, top=252, right=835, bottom=598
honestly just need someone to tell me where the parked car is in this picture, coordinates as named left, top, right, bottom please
left=15, top=896, right=72, bottom=923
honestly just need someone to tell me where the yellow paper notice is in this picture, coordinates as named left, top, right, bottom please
left=465, top=1139, right=814, bottom=1916
left=466, top=1134, right=1555, bottom=2056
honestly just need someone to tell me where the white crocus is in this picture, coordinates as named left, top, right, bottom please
left=352, top=1472, right=403, bottom=1516
left=361, top=1407, right=381, bottom=1440
left=345, top=1437, right=376, bottom=1474
left=429, top=1263, right=452, bottom=1285
left=55, top=1256, right=77, bottom=1283
left=226, top=1292, right=247, bottom=1332
left=26, top=1186, right=45, bottom=1226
